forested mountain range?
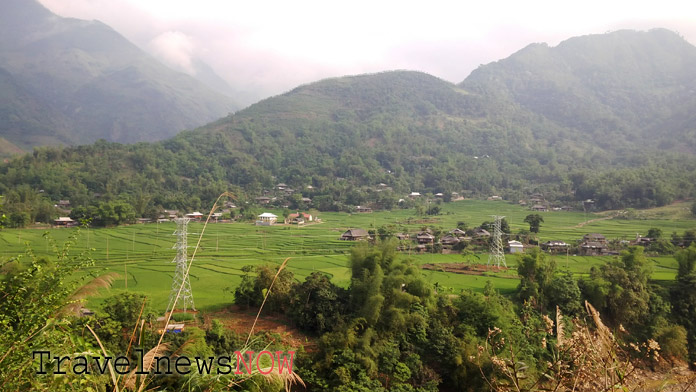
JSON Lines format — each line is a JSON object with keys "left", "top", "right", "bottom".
{"left": 0, "top": 0, "right": 238, "bottom": 152}
{"left": 2, "top": 29, "right": 696, "bottom": 221}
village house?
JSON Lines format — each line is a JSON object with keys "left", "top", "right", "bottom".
{"left": 529, "top": 193, "right": 545, "bottom": 203}
{"left": 416, "top": 231, "right": 435, "bottom": 245}
{"left": 285, "top": 212, "right": 313, "bottom": 224}
{"left": 396, "top": 233, "right": 410, "bottom": 241}
{"left": 633, "top": 235, "right": 652, "bottom": 247}
{"left": 185, "top": 212, "right": 204, "bottom": 221}
{"left": 541, "top": 241, "right": 569, "bottom": 254}
{"left": 449, "top": 228, "right": 467, "bottom": 237}
{"left": 579, "top": 233, "right": 608, "bottom": 256}
{"left": 340, "top": 228, "right": 369, "bottom": 241}
{"left": 440, "top": 235, "right": 461, "bottom": 248}
{"left": 508, "top": 240, "right": 524, "bottom": 253}
{"left": 472, "top": 228, "right": 491, "bottom": 238}
{"left": 163, "top": 209, "right": 179, "bottom": 220}
{"left": 409, "top": 192, "right": 421, "bottom": 198}
{"left": 356, "top": 205, "right": 373, "bottom": 213}
{"left": 531, "top": 205, "right": 548, "bottom": 212}
{"left": 256, "top": 212, "right": 278, "bottom": 226}
{"left": 54, "top": 216, "right": 76, "bottom": 227}
{"left": 255, "top": 196, "right": 271, "bottom": 205}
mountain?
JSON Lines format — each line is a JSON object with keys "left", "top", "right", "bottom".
{"left": 0, "top": 0, "right": 238, "bottom": 152}
{"left": 461, "top": 29, "right": 696, "bottom": 153}
{"left": 1, "top": 29, "right": 696, "bottom": 215}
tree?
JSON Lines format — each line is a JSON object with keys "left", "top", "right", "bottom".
{"left": 289, "top": 272, "right": 347, "bottom": 334}
{"left": 580, "top": 247, "right": 653, "bottom": 330}
{"left": 0, "top": 231, "right": 104, "bottom": 389}
{"left": 517, "top": 248, "right": 556, "bottom": 311}
{"left": 523, "top": 214, "right": 544, "bottom": 233}
{"left": 232, "top": 264, "right": 295, "bottom": 313}
{"left": 647, "top": 227, "right": 662, "bottom": 239}
{"left": 546, "top": 272, "right": 582, "bottom": 316}
{"left": 671, "top": 243, "right": 696, "bottom": 363}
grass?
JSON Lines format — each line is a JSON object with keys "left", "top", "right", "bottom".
{"left": 1, "top": 200, "right": 693, "bottom": 312}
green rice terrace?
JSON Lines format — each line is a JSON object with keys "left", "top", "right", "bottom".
{"left": 1, "top": 200, "right": 693, "bottom": 312}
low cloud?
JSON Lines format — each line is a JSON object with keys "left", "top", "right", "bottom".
{"left": 149, "top": 31, "right": 196, "bottom": 75}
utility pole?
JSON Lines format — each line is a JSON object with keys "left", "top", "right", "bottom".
{"left": 166, "top": 218, "right": 195, "bottom": 314}
{"left": 487, "top": 215, "right": 507, "bottom": 268}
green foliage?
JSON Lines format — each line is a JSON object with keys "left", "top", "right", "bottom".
{"left": 654, "top": 324, "right": 689, "bottom": 361}
{"left": 232, "top": 264, "right": 296, "bottom": 313}
{"left": 70, "top": 201, "right": 136, "bottom": 227}
{"left": 289, "top": 272, "right": 347, "bottom": 335}
{"left": 523, "top": 213, "right": 544, "bottom": 233}
{"left": 517, "top": 248, "right": 556, "bottom": 311}
{"left": 0, "top": 231, "right": 96, "bottom": 390}
{"left": 546, "top": 271, "right": 582, "bottom": 316}
{"left": 580, "top": 247, "right": 654, "bottom": 330}
{"left": 647, "top": 227, "right": 663, "bottom": 239}
{"left": 671, "top": 244, "right": 696, "bottom": 362}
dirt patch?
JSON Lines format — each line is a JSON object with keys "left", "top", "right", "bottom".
{"left": 421, "top": 262, "right": 515, "bottom": 278}
{"left": 203, "top": 305, "right": 315, "bottom": 350}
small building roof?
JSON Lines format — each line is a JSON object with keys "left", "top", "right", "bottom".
{"left": 582, "top": 241, "right": 606, "bottom": 248}
{"left": 258, "top": 212, "right": 278, "bottom": 218}
{"left": 342, "top": 228, "right": 369, "bottom": 237}
{"left": 543, "top": 241, "right": 569, "bottom": 246}
{"left": 55, "top": 217, "right": 74, "bottom": 222}
{"left": 441, "top": 235, "right": 461, "bottom": 243}
{"left": 473, "top": 228, "right": 491, "bottom": 236}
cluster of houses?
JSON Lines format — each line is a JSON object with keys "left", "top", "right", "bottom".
{"left": 339, "top": 226, "right": 494, "bottom": 253}
{"left": 336, "top": 228, "right": 640, "bottom": 257}
{"left": 254, "top": 212, "right": 317, "bottom": 226}
{"left": 516, "top": 193, "right": 573, "bottom": 212}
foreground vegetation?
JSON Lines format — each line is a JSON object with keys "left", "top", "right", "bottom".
{"left": 1, "top": 228, "right": 695, "bottom": 391}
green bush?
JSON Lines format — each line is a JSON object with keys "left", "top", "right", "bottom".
{"left": 654, "top": 324, "right": 688, "bottom": 361}
{"left": 171, "top": 312, "right": 195, "bottom": 322}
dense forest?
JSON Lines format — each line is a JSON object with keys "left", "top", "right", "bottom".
{"left": 2, "top": 30, "right": 696, "bottom": 226}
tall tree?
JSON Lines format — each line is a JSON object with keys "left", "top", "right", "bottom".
{"left": 671, "top": 243, "right": 696, "bottom": 363}
{"left": 517, "top": 248, "right": 556, "bottom": 311}
{"left": 580, "top": 247, "right": 653, "bottom": 330}
{"left": 524, "top": 214, "right": 544, "bottom": 233}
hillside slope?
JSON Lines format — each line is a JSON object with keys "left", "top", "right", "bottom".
{"left": 0, "top": 0, "right": 238, "bottom": 151}
{"left": 461, "top": 29, "right": 696, "bottom": 153}
{"left": 1, "top": 29, "right": 695, "bottom": 214}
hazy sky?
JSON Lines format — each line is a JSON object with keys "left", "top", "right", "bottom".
{"left": 38, "top": 0, "right": 696, "bottom": 106}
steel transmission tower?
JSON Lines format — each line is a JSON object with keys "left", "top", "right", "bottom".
{"left": 167, "top": 218, "right": 196, "bottom": 313}
{"left": 487, "top": 215, "right": 507, "bottom": 268}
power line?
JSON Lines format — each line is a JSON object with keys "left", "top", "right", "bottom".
{"left": 487, "top": 215, "right": 507, "bottom": 268}
{"left": 166, "top": 218, "right": 196, "bottom": 314}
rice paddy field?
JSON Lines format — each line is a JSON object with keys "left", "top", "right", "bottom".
{"left": 1, "top": 200, "right": 694, "bottom": 312}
